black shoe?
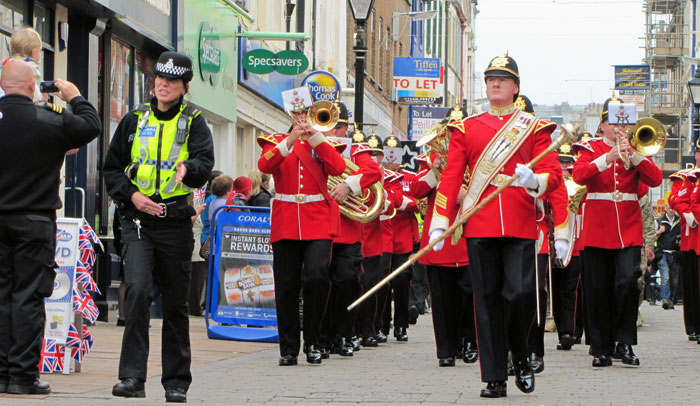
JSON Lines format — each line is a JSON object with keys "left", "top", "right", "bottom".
{"left": 528, "top": 353, "right": 544, "bottom": 374}
{"left": 351, "top": 336, "right": 361, "bottom": 352}
{"left": 513, "top": 358, "right": 535, "bottom": 393}
{"left": 361, "top": 336, "right": 378, "bottom": 347}
{"left": 688, "top": 333, "right": 698, "bottom": 341}
{"left": 319, "top": 347, "right": 330, "bottom": 359}
{"left": 375, "top": 331, "right": 388, "bottom": 343}
{"left": 112, "top": 378, "right": 145, "bottom": 398}
{"left": 165, "top": 387, "right": 187, "bottom": 403}
{"left": 117, "top": 318, "right": 126, "bottom": 326}
{"left": 662, "top": 299, "right": 670, "bottom": 309}
{"left": 394, "top": 327, "right": 408, "bottom": 342}
{"left": 408, "top": 305, "right": 419, "bottom": 325}
{"left": 439, "top": 357, "right": 456, "bottom": 367}
{"left": 592, "top": 355, "right": 612, "bottom": 367}
{"left": 338, "top": 338, "right": 354, "bottom": 357}
{"left": 574, "top": 336, "right": 582, "bottom": 345}
{"left": 279, "top": 355, "right": 298, "bottom": 366}
{"left": 463, "top": 342, "right": 478, "bottom": 364}
{"left": 7, "top": 379, "right": 50, "bottom": 395}
{"left": 615, "top": 343, "right": 640, "bottom": 366}
{"left": 306, "top": 344, "right": 323, "bottom": 364}
{"left": 558, "top": 333, "right": 574, "bottom": 350}
{"left": 480, "top": 381, "right": 507, "bottom": 398}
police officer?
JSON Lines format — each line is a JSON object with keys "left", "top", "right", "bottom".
{"left": 104, "top": 51, "right": 214, "bottom": 403}
{"left": 0, "top": 59, "right": 100, "bottom": 394}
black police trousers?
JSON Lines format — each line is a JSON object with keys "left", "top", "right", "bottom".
{"left": 467, "top": 237, "right": 536, "bottom": 382}
{"left": 271, "top": 239, "right": 331, "bottom": 357}
{"left": 118, "top": 216, "right": 193, "bottom": 391}
{"left": 0, "top": 213, "right": 56, "bottom": 386}
{"left": 583, "top": 246, "right": 641, "bottom": 357}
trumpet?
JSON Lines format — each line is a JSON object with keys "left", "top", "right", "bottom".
{"left": 287, "top": 100, "right": 341, "bottom": 135}
{"left": 615, "top": 117, "right": 666, "bottom": 170}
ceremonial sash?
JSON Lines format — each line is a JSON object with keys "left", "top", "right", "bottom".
{"left": 459, "top": 109, "right": 538, "bottom": 216}
{"left": 292, "top": 141, "right": 341, "bottom": 237}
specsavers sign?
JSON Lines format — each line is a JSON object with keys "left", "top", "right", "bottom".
{"left": 242, "top": 49, "right": 309, "bottom": 76}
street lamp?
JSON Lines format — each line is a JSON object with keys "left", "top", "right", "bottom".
{"left": 348, "top": 0, "right": 375, "bottom": 131}
{"left": 392, "top": 10, "right": 437, "bottom": 41}
{"left": 688, "top": 68, "right": 700, "bottom": 153}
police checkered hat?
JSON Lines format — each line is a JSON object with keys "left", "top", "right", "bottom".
{"left": 155, "top": 51, "right": 193, "bottom": 82}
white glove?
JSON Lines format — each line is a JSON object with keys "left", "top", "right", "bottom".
{"left": 515, "top": 163, "right": 538, "bottom": 189}
{"left": 683, "top": 212, "right": 698, "bottom": 229}
{"left": 554, "top": 239, "right": 569, "bottom": 260}
{"left": 429, "top": 229, "right": 445, "bottom": 251}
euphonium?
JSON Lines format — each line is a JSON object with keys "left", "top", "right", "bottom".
{"left": 328, "top": 159, "right": 385, "bottom": 223}
{"left": 307, "top": 100, "right": 340, "bottom": 132}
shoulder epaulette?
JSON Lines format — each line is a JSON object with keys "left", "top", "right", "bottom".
{"left": 44, "top": 102, "right": 63, "bottom": 115}
{"left": 572, "top": 140, "right": 594, "bottom": 153}
{"left": 535, "top": 119, "right": 556, "bottom": 133}
{"left": 416, "top": 153, "right": 428, "bottom": 163}
{"left": 670, "top": 170, "right": 686, "bottom": 181}
{"left": 329, "top": 140, "right": 348, "bottom": 154}
{"left": 447, "top": 118, "right": 466, "bottom": 133}
{"left": 256, "top": 133, "right": 280, "bottom": 148}
{"left": 352, "top": 143, "right": 371, "bottom": 156}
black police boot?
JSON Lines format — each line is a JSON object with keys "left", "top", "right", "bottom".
{"left": 480, "top": 381, "right": 507, "bottom": 398}
{"left": 7, "top": 379, "right": 51, "bottom": 395}
{"left": 528, "top": 352, "right": 544, "bottom": 374}
{"left": 361, "top": 336, "right": 378, "bottom": 347}
{"left": 591, "top": 355, "right": 612, "bottom": 367}
{"left": 278, "top": 355, "right": 298, "bottom": 366}
{"left": 616, "top": 343, "right": 640, "bottom": 366}
{"left": 375, "top": 331, "right": 388, "bottom": 343}
{"left": 394, "top": 327, "right": 408, "bottom": 342}
{"left": 306, "top": 344, "right": 323, "bottom": 364}
{"left": 438, "top": 357, "right": 455, "bottom": 367}
{"left": 463, "top": 342, "right": 478, "bottom": 364}
{"left": 112, "top": 378, "right": 145, "bottom": 398}
{"left": 513, "top": 358, "right": 535, "bottom": 393}
{"left": 338, "top": 338, "right": 354, "bottom": 357}
{"left": 165, "top": 387, "right": 187, "bottom": 403}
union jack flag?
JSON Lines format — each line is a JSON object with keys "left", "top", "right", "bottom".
{"left": 193, "top": 187, "right": 206, "bottom": 204}
{"left": 78, "top": 235, "right": 96, "bottom": 269}
{"left": 40, "top": 339, "right": 59, "bottom": 373}
{"left": 82, "top": 276, "right": 100, "bottom": 295}
{"left": 80, "top": 325, "right": 93, "bottom": 359}
{"left": 80, "top": 219, "right": 104, "bottom": 251}
{"left": 65, "top": 323, "right": 81, "bottom": 348}
{"left": 73, "top": 289, "right": 99, "bottom": 323}
{"left": 75, "top": 260, "right": 91, "bottom": 283}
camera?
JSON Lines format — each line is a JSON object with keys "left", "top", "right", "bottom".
{"left": 39, "top": 81, "right": 59, "bottom": 93}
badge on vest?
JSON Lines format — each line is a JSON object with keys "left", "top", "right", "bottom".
{"left": 140, "top": 126, "right": 157, "bottom": 138}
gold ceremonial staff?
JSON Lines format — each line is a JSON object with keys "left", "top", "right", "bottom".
{"left": 347, "top": 123, "right": 580, "bottom": 311}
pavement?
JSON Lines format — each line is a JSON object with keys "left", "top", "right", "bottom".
{"left": 2, "top": 303, "right": 700, "bottom": 405}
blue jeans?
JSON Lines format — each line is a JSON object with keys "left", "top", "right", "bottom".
{"left": 658, "top": 252, "right": 680, "bottom": 300}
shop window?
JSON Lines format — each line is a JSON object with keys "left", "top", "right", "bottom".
{"left": 0, "top": 0, "right": 23, "bottom": 34}
{"left": 109, "top": 38, "right": 131, "bottom": 139}
{"left": 134, "top": 50, "right": 156, "bottom": 106}
{"left": 33, "top": 3, "right": 54, "bottom": 83}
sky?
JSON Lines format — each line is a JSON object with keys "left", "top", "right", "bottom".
{"left": 474, "top": 0, "right": 647, "bottom": 106}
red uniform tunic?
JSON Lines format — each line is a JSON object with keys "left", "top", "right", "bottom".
{"left": 392, "top": 170, "right": 418, "bottom": 255}
{"left": 409, "top": 162, "right": 468, "bottom": 266}
{"left": 401, "top": 169, "right": 421, "bottom": 245}
{"left": 257, "top": 132, "right": 346, "bottom": 243}
{"left": 670, "top": 171, "right": 698, "bottom": 252}
{"left": 536, "top": 179, "right": 570, "bottom": 255}
{"left": 380, "top": 170, "right": 401, "bottom": 254}
{"left": 429, "top": 110, "right": 561, "bottom": 239}
{"left": 333, "top": 144, "right": 382, "bottom": 245}
{"left": 572, "top": 137, "right": 662, "bottom": 249}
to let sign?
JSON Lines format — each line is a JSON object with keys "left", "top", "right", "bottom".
{"left": 393, "top": 57, "right": 444, "bottom": 105}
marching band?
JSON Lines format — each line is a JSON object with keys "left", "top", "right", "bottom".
{"left": 257, "top": 53, "right": 679, "bottom": 399}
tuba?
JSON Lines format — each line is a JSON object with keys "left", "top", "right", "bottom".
{"left": 328, "top": 159, "right": 385, "bottom": 223}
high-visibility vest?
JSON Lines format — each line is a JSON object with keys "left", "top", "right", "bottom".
{"left": 128, "top": 103, "right": 199, "bottom": 199}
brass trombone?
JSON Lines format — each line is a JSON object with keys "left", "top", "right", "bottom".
{"left": 615, "top": 117, "right": 666, "bottom": 169}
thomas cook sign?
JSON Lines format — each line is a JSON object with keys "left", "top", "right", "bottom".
{"left": 199, "top": 22, "right": 221, "bottom": 86}
{"left": 242, "top": 48, "right": 309, "bottom": 76}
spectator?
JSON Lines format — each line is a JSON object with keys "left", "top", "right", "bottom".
{"left": 208, "top": 175, "right": 234, "bottom": 223}
{"left": 0, "top": 27, "right": 44, "bottom": 102}
{"left": 189, "top": 191, "right": 207, "bottom": 316}
{"left": 656, "top": 205, "right": 681, "bottom": 309}
{"left": 226, "top": 176, "right": 253, "bottom": 208}
{"left": 200, "top": 171, "right": 223, "bottom": 246}
{"left": 248, "top": 169, "right": 272, "bottom": 207}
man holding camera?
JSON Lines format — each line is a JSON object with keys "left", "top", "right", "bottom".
{"left": 656, "top": 205, "right": 681, "bottom": 309}
{"left": 0, "top": 59, "right": 100, "bottom": 394}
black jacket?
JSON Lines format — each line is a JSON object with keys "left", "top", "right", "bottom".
{"left": 248, "top": 188, "right": 272, "bottom": 208}
{"left": 103, "top": 98, "right": 215, "bottom": 210}
{"left": 657, "top": 213, "right": 681, "bottom": 251}
{"left": 0, "top": 94, "right": 100, "bottom": 215}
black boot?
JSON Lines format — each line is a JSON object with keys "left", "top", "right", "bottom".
{"left": 463, "top": 342, "right": 478, "bottom": 364}
{"left": 615, "top": 343, "right": 640, "bottom": 366}
{"left": 438, "top": 357, "right": 455, "bottom": 367}
{"left": 338, "top": 338, "right": 354, "bottom": 357}
{"left": 7, "top": 379, "right": 51, "bottom": 395}
{"left": 513, "top": 358, "right": 535, "bottom": 393}
{"left": 592, "top": 355, "right": 612, "bottom": 367}
{"left": 112, "top": 378, "right": 145, "bottom": 398}
{"left": 361, "top": 336, "right": 378, "bottom": 347}
{"left": 528, "top": 352, "right": 544, "bottom": 374}
{"left": 375, "top": 331, "right": 388, "bottom": 343}
{"left": 306, "top": 344, "right": 323, "bottom": 364}
{"left": 480, "top": 381, "right": 507, "bottom": 398}
{"left": 557, "top": 333, "right": 574, "bottom": 350}
{"left": 394, "top": 327, "right": 408, "bottom": 341}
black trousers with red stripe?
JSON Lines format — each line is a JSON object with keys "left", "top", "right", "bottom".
{"left": 427, "top": 265, "right": 469, "bottom": 359}
{"left": 681, "top": 251, "right": 700, "bottom": 336}
{"left": 467, "top": 237, "right": 536, "bottom": 382}
{"left": 358, "top": 254, "right": 381, "bottom": 338}
{"left": 552, "top": 255, "right": 581, "bottom": 340}
{"left": 528, "top": 253, "right": 549, "bottom": 357}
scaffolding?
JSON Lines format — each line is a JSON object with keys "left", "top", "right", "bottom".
{"left": 642, "top": 0, "right": 691, "bottom": 176}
